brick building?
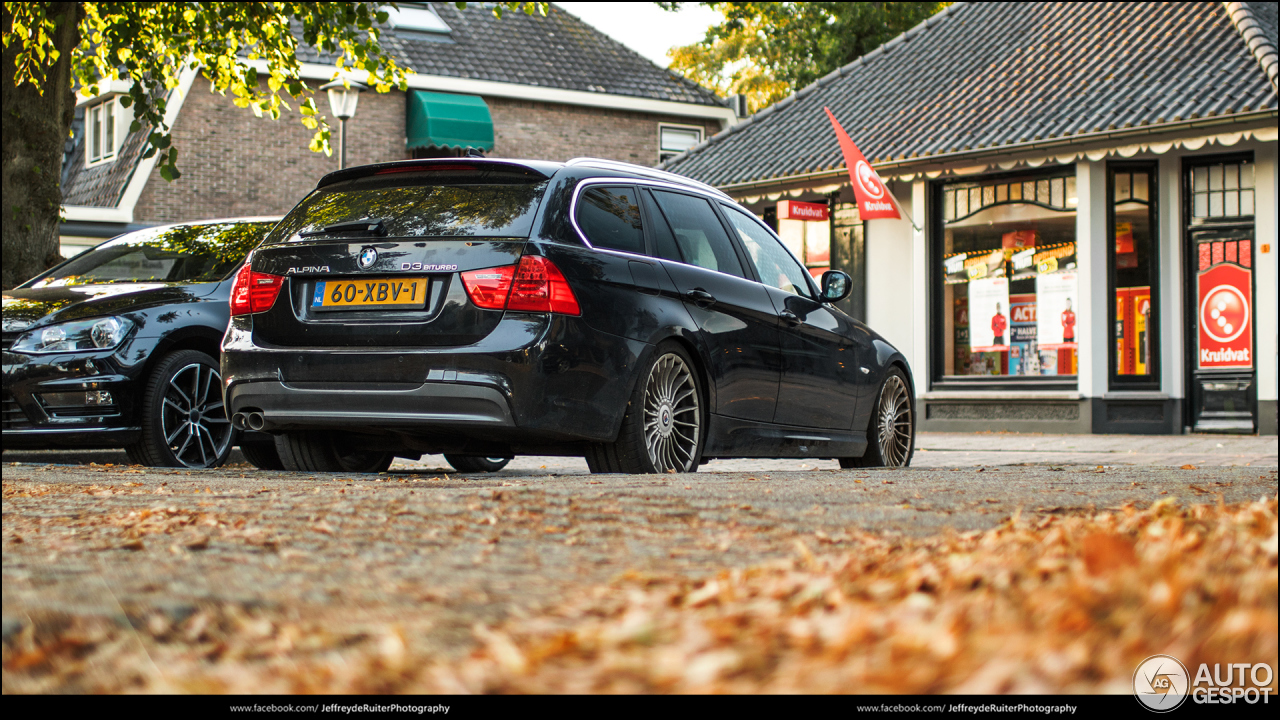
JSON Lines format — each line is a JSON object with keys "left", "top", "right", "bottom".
{"left": 60, "top": 2, "right": 736, "bottom": 253}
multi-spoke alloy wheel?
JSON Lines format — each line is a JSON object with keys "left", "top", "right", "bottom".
{"left": 876, "top": 373, "right": 912, "bottom": 467}
{"left": 642, "top": 353, "right": 701, "bottom": 473}
{"left": 585, "top": 344, "right": 704, "bottom": 475}
{"left": 160, "top": 362, "right": 233, "bottom": 468}
{"left": 839, "top": 367, "right": 914, "bottom": 469}
{"left": 127, "top": 350, "right": 235, "bottom": 468}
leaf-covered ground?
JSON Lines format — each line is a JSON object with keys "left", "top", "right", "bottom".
{"left": 4, "top": 497, "right": 1275, "bottom": 693}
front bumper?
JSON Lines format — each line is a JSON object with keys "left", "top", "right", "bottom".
{"left": 2, "top": 348, "right": 143, "bottom": 448}
{"left": 222, "top": 313, "right": 648, "bottom": 446}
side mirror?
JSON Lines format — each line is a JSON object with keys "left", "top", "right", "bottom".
{"left": 820, "top": 270, "right": 852, "bottom": 303}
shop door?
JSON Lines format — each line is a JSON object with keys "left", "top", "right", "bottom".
{"left": 1186, "top": 227, "right": 1256, "bottom": 432}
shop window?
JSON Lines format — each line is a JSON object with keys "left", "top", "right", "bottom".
{"left": 659, "top": 125, "right": 702, "bottom": 163}
{"left": 935, "top": 168, "right": 1078, "bottom": 381}
{"left": 1190, "top": 160, "right": 1254, "bottom": 219}
{"left": 1109, "top": 163, "right": 1159, "bottom": 388}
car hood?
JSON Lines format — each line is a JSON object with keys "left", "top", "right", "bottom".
{"left": 2, "top": 283, "right": 220, "bottom": 333}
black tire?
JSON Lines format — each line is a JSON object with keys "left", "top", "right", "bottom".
{"left": 240, "top": 439, "right": 285, "bottom": 471}
{"left": 444, "top": 455, "right": 511, "bottom": 473}
{"left": 586, "top": 342, "right": 704, "bottom": 474}
{"left": 840, "top": 367, "right": 914, "bottom": 469}
{"left": 274, "top": 431, "right": 394, "bottom": 473}
{"left": 125, "top": 350, "right": 235, "bottom": 468}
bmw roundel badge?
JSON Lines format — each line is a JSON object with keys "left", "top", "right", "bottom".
{"left": 357, "top": 246, "right": 378, "bottom": 269}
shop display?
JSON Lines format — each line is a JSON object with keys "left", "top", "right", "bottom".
{"left": 1116, "top": 286, "right": 1152, "bottom": 375}
{"left": 938, "top": 170, "right": 1078, "bottom": 379}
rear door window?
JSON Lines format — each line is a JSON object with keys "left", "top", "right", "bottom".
{"left": 576, "top": 186, "right": 645, "bottom": 254}
{"left": 649, "top": 190, "right": 746, "bottom": 279}
{"left": 723, "top": 206, "right": 815, "bottom": 298}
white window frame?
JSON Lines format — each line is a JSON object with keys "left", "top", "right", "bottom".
{"left": 85, "top": 95, "right": 125, "bottom": 167}
{"left": 658, "top": 123, "right": 704, "bottom": 163}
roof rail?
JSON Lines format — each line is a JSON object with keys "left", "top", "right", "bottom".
{"left": 565, "top": 158, "right": 730, "bottom": 199}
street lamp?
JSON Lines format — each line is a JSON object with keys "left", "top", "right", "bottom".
{"left": 321, "top": 79, "right": 367, "bottom": 169}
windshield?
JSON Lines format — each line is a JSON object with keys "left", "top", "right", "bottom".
{"left": 30, "top": 222, "right": 274, "bottom": 287}
{"left": 266, "top": 171, "right": 549, "bottom": 243}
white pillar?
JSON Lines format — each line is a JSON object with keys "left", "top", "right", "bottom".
{"left": 1158, "top": 153, "right": 1184, "bottom": 400}
{"left": 911, "top": 179, "right": 929, "bottom": 386}
{"left": 1254, "top": 142, "right": 1278, "bottom": 417}
{"left": 1075, "top": 160, "right": 1109, "bottom": 403}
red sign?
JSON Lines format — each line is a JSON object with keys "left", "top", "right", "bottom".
{"left": 1197, "top": 263, "right": 1252, "bottom": 369}
{"left": 823, "top": 107, "right": 900, "bottom": 220}
{"left": 776, "top": 200, "right": 829, "bottom": 221}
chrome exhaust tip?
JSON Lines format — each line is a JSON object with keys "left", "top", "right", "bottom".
{"left": 246, "top": 412, "right": 266, "bottom": 431}
{"left": 231, "top": 412, "right": 248, "bottom": 430}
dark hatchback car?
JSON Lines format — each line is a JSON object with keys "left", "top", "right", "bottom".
{"left": 222, "top": 158, "right": 915, "bottom": 474}
{"left": 2, "top": 219, "right": 283, "bottom": 469}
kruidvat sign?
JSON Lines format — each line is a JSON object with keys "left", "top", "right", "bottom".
{"left": 1197, "top": 262, "right": 1253, "bottom": 369}
{"left": 776, "top": 200, "right": 829, "bottom": 222}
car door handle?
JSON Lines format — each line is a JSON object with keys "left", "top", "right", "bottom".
{"left": 780, "top": 310, "right": 802, "bottom": 327}
{"left": 685, "top": 288, "right": 717, "bottom": 307}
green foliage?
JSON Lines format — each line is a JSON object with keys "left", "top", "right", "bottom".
{"left": 664, "top": 2, "right": 948, "bottom": 112}
{"left": 3, "top": 2, "right": 547, "bottom": 180}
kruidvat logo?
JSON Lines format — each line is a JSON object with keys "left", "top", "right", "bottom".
{"left": 1200, "top": 284, "right": 1249, "bottom": 343}
{"left": 1134, "top": 655, "right": 1190, "bottom": 712}
{"left": 854, "top": 160, "right": 885, "bottom": 199}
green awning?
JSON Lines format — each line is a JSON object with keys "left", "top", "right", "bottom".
{"left": 406, "top": 90, "right": 494, "bottom": 151}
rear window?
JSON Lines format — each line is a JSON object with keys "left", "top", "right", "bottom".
{"left": 29, "top": 222, "right": 273, "bottom": 287}
{"left": 267, "top": 171, "right": 549, "bottom": 243}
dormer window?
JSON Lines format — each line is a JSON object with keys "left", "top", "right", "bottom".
{"left": 383, "top": 4, "right": 453, "bottom": 41}
{"left": 85, "top": 95, "right": 125, "bottom": 167}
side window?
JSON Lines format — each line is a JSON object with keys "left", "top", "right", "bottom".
{"left": 576, "top": 186, "right": 644, "bottom": 254}
{"left": 650, "top": 190, "right": 746, "bottom": 279}
{"left": 723, "top": 206, "right": 815, "bottom": 298}
{"left": 640, "top": 189, "right": 684, "bottom": 263}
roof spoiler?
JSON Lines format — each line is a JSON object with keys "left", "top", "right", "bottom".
{"left": 316, "top": 158, "right": 561, "bottom": 189}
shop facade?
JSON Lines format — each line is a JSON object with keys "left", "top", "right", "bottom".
{"left": 665, "top": 2, "right": 1278, "bottom": 434}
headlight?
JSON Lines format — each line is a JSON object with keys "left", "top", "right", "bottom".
{"left": 11, "top": 316, "right": 134, "bottom": 353}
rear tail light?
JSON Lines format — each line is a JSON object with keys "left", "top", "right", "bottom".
{"left": 230, "top": 260, "right": 285, "bottom": 316}
{"left": 460, "top": 255, "right": 580, "bottom": 316}
{"left": 460, "top": 266, "right": 516, "bottom": 310}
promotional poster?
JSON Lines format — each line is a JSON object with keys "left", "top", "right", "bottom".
{"left": 968, "top": 276, "right": 1011, "bottom": 352}
{"left": 1008, "top": 294, "right": 1039, "bottom": 375}
{"left": 1036, "top": 272, "right": 1078, "bottom": 349}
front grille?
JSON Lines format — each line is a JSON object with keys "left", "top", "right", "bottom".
{"left": 2, "top": 331, "right": 18, "bottom": 350}
{"left": 2, "top": 392, "right": 31, "bottom": 429}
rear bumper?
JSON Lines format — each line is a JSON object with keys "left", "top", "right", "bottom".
{"left": 227, "top": 378, "right": 514, "bottom": 431}
{"left": 221, "top": 313, "right": 648, "bottom": 445}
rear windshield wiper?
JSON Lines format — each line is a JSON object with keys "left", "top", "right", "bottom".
{"left": 299, "top": 218, "right": 388, "bottom": 238}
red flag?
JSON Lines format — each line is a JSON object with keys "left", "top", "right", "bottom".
{"left": 824, "top": 107, "right": 900, "bottom": 220}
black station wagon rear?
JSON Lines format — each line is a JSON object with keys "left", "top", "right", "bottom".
{"left": 221, "top": 158, "right": 915, "bottom": 473}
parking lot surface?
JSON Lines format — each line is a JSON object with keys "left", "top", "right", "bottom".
{"left": 2, "top": 432, "right": 1275, "bottom": 691}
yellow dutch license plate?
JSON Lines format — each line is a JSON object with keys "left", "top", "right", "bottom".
{"left": 312, "top": 278, "right": 429, "bottom": 311}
